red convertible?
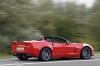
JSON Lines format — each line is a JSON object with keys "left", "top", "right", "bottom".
{"left": 11, "top": 36, "right": 94, "bottom": 61}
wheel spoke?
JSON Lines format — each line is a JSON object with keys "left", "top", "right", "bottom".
{"left": 42, "top": 49, "right": 50, "bottom": 60}
{"left": 83, "top": 47, "right": 91, "bottom": 58}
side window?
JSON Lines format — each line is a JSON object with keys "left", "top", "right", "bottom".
{"left": 52, "top": 37, "right": 66, "bottom": 43}
{"left": 44, "top": 37, "right": 52, "bottom": 42}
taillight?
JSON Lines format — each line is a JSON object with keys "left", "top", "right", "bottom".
{"left": 12, "top": 42, "right": 16, "bottom": 46}
{"left": 12, "top": 42, "right": 15, "bottom": 45}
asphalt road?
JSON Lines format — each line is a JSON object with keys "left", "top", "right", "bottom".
{"left": 0, "top": 54, "right": 100, "bottom": 66}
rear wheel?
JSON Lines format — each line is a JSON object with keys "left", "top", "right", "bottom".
{"left": 17, "top": 55, "right": 28, "bottom": 60}
{"left": 80, "top": 47, "right": 91, "bottom": 59}
{"left": 38, "top": 48, "right": 51, "bottom": 61}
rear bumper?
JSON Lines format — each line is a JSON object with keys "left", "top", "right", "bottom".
{"left": 12, "top": 53, "right": 33, "bottom": 57}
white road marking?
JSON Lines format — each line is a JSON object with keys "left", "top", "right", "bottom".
{"left": 1, "top": 59, "right": 100, "bottom": 66}
{"left": 0, "top": 54, "right": 100, "bottom": 66}
{"left": 0, "top": 58, "right": 16, "bottom": 60}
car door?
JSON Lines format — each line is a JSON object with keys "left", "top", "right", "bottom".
{"left": 52, "top": 37, "right": 68, "bottom": 57}
{"left": 52, "top": 37, "right": 75, "bottom": 57}
{"left": 63, "top": 43, "right": 76, "bottom": 57}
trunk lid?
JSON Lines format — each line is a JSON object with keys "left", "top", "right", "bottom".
{"left": 11, "top": 41, "right": 33, "bottom": 54}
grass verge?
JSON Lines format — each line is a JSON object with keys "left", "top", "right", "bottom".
{"left": 95, "top": 52, "right": 100, "bottom": 54}
{"left": 0, "top": 53, "right": 15, "bottom": 59}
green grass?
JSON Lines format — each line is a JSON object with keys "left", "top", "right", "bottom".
{"left": 95, "top": 52, "right": 100, "bottom": 54}
{"left": 0, "top": 53, "right": 15, "bottom": 59}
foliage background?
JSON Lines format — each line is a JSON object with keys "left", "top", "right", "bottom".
{"left": 0, "top": 0, "right": 100, "bottom": 54}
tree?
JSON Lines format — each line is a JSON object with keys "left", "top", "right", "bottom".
{"left": 32, "top": 0, "right": 56, "bottom": 36}
{"left": 0, "top": 0, "right": 42, "bottom": 53}
{"left": 89, "top": 0, "right": 100, "bottom": 51}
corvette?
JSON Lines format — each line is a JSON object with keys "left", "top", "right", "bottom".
{"left": 11, "top": 36, "right": 94, "bottom": 61}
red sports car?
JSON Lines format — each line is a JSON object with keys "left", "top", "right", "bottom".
{"left": 11, "top": 36, "right": 94, "bottom": 61}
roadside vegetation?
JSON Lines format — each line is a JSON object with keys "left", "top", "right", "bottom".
{"left": 0, "top": 0, "right": 100, "bottom": 55}
{"left": 0, "top": 53, "right": 15, "bottom": 59}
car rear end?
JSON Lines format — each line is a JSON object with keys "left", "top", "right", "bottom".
{"left": 11, "top": 41, "right": 34, "bottom": 58}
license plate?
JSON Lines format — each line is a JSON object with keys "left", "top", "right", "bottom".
{"left": 17, "top": 47, "right": 24, "bottom": 51}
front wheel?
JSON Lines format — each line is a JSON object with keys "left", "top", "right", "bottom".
{"left": 80, "top": 47, "right": 91, "bottom": 59}
{"left": 38, "top": 48, "right": 51, "bottom": 61}
{"left": 17, "top": 55, "right": 28, "bottom": 60}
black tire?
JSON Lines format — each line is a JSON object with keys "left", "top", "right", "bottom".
{"left": 38, "top": 48, "right": 51, "bottom": 61}
{"left": 80, "top": 47, "right": 91, "bottom": 59}
{"left": 17, "top": 55, "right": 28, "bottom": 60}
